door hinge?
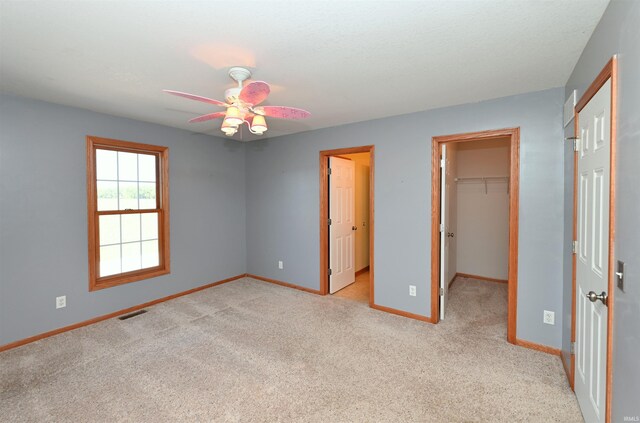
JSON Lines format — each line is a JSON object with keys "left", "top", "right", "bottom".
{"left": 328, "top": 168, "right": 332, "bottom": 175}
{"left": 565, "top": 136, "right": 579, "bottom": 152}
{"left": 440, "top": 158, "right": 445, "bottom": 168}
{"left": 440, "top": 288, "right": 444, "bottom": 296}
{"left": 440, "top": 223, "right": 444, "bottom": 232}
{"left": 570, "top": 342, "right": 575, "bottom": 355}
{"left": 328, "top": 218, "right": 332, "bottom": 226}
{"left": 572, "top": 240, "right": 577, "bottom": 254}
{"left": 328, "top": 268, "right": 332, "bottom": 276}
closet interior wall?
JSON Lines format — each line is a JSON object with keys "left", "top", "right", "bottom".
{"left": 454, "top": 138, "right": 511, "bottom": 281}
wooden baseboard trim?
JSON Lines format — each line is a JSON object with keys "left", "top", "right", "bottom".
{"left": 561, "top": 352, "right": 574, "bottom": 390}
{"left": 456, "top": 272, "right": 508, "bottom": 284}
{"left": 448, "top": 273, "right": 457, "bottom": 289}
{"left": 515, "top": 338, "right": 561, "bottom": 356}
{"left": 355, "top": 265, "right": 370, "bottom": 277}
{"left": 0, "top": 274, "right": 247, "bottom": 353}
{"left": 246, "top": 274, "right": 322, "bottom": 295}
{"left": 247, "top": 273, "right": 435, "bottom": 325}
{"left": 370, "top": 303, "right": 434, "bottom": 323}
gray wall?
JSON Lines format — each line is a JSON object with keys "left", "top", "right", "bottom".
{"left": 246, "top": 87, "right": 565, "bottom": 348}
{"left": 0, "top": 94, "right": 246, "bottom": 346}
{"left": 563, "top": 0, "right": 640, "bottom": 420}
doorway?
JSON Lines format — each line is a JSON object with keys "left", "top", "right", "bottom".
{"left": 431, "top": 128, "right": 520, "bottom": 344}
{"left": 439, "top": 138, "right": 512, "bottom": 324}
{"left": 319, "top": 146, "right": 374, "bottom": 306}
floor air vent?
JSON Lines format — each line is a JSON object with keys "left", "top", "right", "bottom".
{"left": 118, "top": 310, "right": 147, "bottom": 320}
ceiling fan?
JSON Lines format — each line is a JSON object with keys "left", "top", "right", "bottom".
{"left": 164, "top": 67, "right": 310, "bottom": 137}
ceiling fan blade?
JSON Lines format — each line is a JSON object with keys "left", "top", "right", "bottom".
{"left": 255, "top": 106, "right": 311, "bottom": 120}
{"left": 188, "top": 111, "right": 226, "bottom": 123}
{"left": 163, "top": 89, "right": 227, "bottom": 107}
{"left": 239, "top": 81, "right": 270, "bottom": 106}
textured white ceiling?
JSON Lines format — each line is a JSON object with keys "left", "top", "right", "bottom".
{"left": 0, "top": 0, "right": 609, "bottom": 140}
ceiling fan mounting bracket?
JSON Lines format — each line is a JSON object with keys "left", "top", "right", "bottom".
{"left": 228, "top": 67, "right": 252, "bottom": 86}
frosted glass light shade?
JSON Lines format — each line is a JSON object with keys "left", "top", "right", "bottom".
{"left": 251, "top": 115, "right": 267, "bottom": 134}
{"left": 223, "top": 106, "right": 243, "bottom": 126}
{"left": 221, "top": 120, "right": 238, "bottom": 136}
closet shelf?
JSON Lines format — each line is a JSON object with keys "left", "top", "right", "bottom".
{"left": 454, "top": 176, "right": 509, "bottom": 182}
{"left": 454, "top": 176, "right": 510, "bottom": 194}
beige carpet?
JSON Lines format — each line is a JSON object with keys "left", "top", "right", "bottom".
{"left": 1, "top": 276, "right": 582, "bottom": 422}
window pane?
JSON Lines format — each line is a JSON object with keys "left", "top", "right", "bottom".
{"left": 118, "top": 152, "right": 138, "bottom": 181}
{"left": 121, "top": 214, "right": 141, "bottom": 243}
{"left": 100, "top": 245, "right": 121, "bottom": 277}
{"left": 97, "top": 181, "right": 118, "bottom": 211}
{"left": 141, "top": 213, "right": 158, "bottom": 240}
{"left": 122, "top": 242, "right": 142, "bottom": 272}
{"left": 89, "top": 137, "right": 168, "bottom": 289}
{"left": 119, "top": 182, "right": 139, "bottom": 210}
{"left": 99, "top": 215, "right": 120, "bottom": 246}
{"left": 138, "top": 154, "right": 156, "bottom": 182}
{"left": 96, "top": 149, "right": 117, "bottom": 180}
{"left": 139, "top": 183, "right": 157, "bottom": 209}
{"left": 142, "top": 240, "right": 159, "bottom": 268}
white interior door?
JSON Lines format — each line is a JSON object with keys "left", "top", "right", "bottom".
{"left": 329, "top": 156, "right": 356, "bottom": 293}
{"left": 575, "top": 79, "right": 611, "bottom": 423}
{"left": 439, "top": 145, "right": 450, "bottom": 319}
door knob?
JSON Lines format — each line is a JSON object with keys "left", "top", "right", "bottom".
{"left": 586, "top": 291, "right": 608, "bottom": 306}
{"left": 352, "top": 226, "right": 357, "bottom": 231}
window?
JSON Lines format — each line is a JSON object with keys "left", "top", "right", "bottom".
{"left": 87, "top": 136, "right": 170, "bottom": 291}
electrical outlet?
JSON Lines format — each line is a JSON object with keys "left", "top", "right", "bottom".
{"left": 56, "top": 296, "right": 66, "bottom": 309}
{"left": 409, "top": 285, "right": 416, "bottom": 297}
{"left": 278, "top": 261, "right": 283, "bottom": 270}
{"left": 543, "top": 310, "right": 555, "bottom": 325}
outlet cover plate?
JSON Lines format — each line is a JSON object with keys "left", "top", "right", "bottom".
{"left": 56, "top": 296, "right": 66, "bottom": 309}
{"left": 278, "top": 261, "right": 283, "bottom": 270}
{"left": 409, "top": 285, "right": 416, "bottom": 297}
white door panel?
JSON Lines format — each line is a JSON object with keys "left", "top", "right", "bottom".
{"left": 329, "top": 157, "right": 356, "bottom": 293}
{"left": 575, "top": 79, "right": 611, "bottom": 423}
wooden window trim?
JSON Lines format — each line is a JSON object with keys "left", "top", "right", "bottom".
{"left": 86, "top": 136, "right": 170, "bottom": 291}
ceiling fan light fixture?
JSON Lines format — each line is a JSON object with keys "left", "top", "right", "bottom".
{"left": 222, "top": 127, "right": 237, "bottom": 136}
{"left": 224, "top": 106, "right": 243, "bottom": 126}
{"left": 164, "top": 66, "right": 310, "bottom": 141}
{"left": 221, "top": 120, "right": 238, "bottom": 136}
{"left": 250, "top": 115, "right": 268, "bottom": 134}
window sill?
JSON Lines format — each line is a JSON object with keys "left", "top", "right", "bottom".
{"left": 90, "top": 266, "right": 170, "bottom": 291}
